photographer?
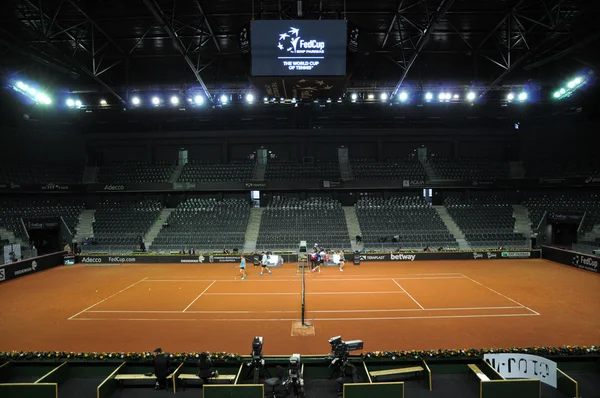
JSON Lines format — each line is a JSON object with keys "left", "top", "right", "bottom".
{"left": 152, "top": 348, "right": 172, "bottom": 390}
{"left": 336, "top": 362, "right": 359, "bottom": 396}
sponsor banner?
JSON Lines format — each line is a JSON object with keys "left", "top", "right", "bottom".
{"left": 245, "top": 182, "right": 268, "bottom": 189}
{"left": 0, "top": 251, "right": 66, "bottom": 283}
{"left": 350, "top": 250, "right": 540, "bottom": 262}
{"left": 87, "top": 183, "right": 174, "bottom": 192}
{"left": 484, "top": 353, "right": 557, "bottom": 388}
{"left": 76, "top": 254, "right": 299, "bottom": 264}
{"left": 547, "top": 212, "right": 584, "bottom": 222}
{"left": 542, "top": 246, "right": 599, "bottom": 274}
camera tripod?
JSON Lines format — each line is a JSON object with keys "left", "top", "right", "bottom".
{"left": 244, "top": 358, "right": 271, "bottom": 384}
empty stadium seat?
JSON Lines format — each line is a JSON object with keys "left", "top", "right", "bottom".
{"left": 151, "top": 198, "right": 250, "bottom": 252}
{"left": 0, "top": 163, "right": 84, "bottom": 184}
{"left": 265, "top": 161, "right": 341, "bottom": 181}
{"left": 178, "top": 161, "right": 254, "bottom": 182}
{"left": 445, "top": 194, "right": 527, "bottom": 249}
{"left": 350, "top": 158, "right": 426, "bottom": 180}
{"left": 429, "top": 158, "right": 511, "bottom": 180}
{"left": 356, "top": 196, "right": 457, "bottom": 250}
{"left": 257, "top": 197, "right": 351, "bottom": 250}
{"left": 97, "top": 161, "right": 175, "bottom": 183}
{"left": 85, "top": 199, "right": 162, "bottom": 252}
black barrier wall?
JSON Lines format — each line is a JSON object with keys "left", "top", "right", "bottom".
{"left": 0, "top": 251, "right": 66, "bottom": 283}
{"left": 542, "top": 246, "right": 599, "bottom": 274}
{"left": 350, "top": 250, "right": 540, "bottom": 261}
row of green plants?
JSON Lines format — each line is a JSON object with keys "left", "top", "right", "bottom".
{"left": 1, "top": 346, "right": 596, "bottom": 362}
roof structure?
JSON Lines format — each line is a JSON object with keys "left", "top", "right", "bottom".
{"left": 1, "top": 0, "right": 598, "bottom": 103}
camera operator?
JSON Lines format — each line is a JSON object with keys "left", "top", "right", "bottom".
{"left": 336, "top": 362, "right": 359, "bottom": 396}
{"left": 152, "top": 348, "right": 172, "bottom": 390}
{"left": 197, "top": 352, "right": 219, "bottom": 383}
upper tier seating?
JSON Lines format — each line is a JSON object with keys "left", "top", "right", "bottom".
{"left": 97, "top": 161, "right": 175, "bottom": 183}
{"left": 356, "top": 196, "right": 457, "bottom": 250}
{"left": 445, "top": 194, "right": 527, "bottom": 249}
{"left": 257, "top": 197, "right": 351, "bottom": 250}
{"left": 178, "top": 161, "right": 254, "bottom": 182}
{"left": 351, "top": 158, "right": 426, "bottom": 180}
{"left": 265, "top": 161, "right": 340, "bottom": 181}
{"left": 525, "top": 159, "right": 600, "bottom": 178}
{"left": 429, "top": 158, "right": 511, "bottom": 180}
{"left": 522, "top": 191, "right": 600, "bottom": 236}
{"left": 151, "top": 198, "right": 250, "bottom": 252}
{"left": 85, "top": 199, "right": 162, "bottom": 252}
{"left": 0, "top": 200, "right": 84, "bottom": 242}
{"left": 0, "top": 163, "right": 83, "bottom": 184}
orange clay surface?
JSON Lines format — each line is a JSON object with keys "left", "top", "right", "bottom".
{"left": 0, "top": 259, "right": 599, "bottom": 355}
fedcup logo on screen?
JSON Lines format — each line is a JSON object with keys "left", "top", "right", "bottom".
{"left": 277, "top": 27, "right": 325, "bottom": 71}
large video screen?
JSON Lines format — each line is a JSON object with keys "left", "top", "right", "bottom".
{"left": 251, "top": 20, "right": 347, "bottom": 76}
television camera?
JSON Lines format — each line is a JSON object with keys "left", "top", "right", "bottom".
{"left": 328, "top": 336, "right": 363, "bottom": 366}
{"left": 282, "top": 354, "right": 304, "bottom": 397}
{"left": 247, "top": 336, "right": 269, "bottom": 383}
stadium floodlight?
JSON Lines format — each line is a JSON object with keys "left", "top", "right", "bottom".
{"left": 452, "top": 94, "right": 459, "bottom": 100}
{"left": 28, "top": 88, "right": 37, "bottom": 96}
{"left": 438, "top": 92, "right": 445, "bottom": 101}
{"left": 35, "top": 93, "right": 52, "bottom": 105}
{"left": 220, "top": 94, "right": 229, "bottom": 104}
{"left": 367, "top": 93, "right": 375, "bottom": 100}
{"left": 567, "top": 80, "right": 576, "bottom": 89}
{"left": 246, "top": 93, "right": 255, "bottom": 103}
{"left": 132, "top": 96, "right": 141, "bottom": 106}
{"left": 380, "top": 93, "right": 388, "bottom": 101}
{"left": 559, "top": 88, "right": 566, "bottom": 95}
{"left": 351, "top": 93, "right": 358, "bottom": 101}
{"left": 291, "top": 98, "right": 297, "bottom": 104}
{"left": 425, "top": 92, "right": 433, "bottom": 101}
{"left": 573, "top": 77, "right": 582, "bottom": 85}
{"left": 553, "top": 91, "right": 561, "bottom": 98}
{"left": 194, "top": 95, "right": 204, "bottom": 105}
{"left": 170, "top": 96, "right": 179, "bottom": 105}
{"left": 75, "top": 100, "right": 82, "bottom": 108}
{"left": 518, "top": 92, "right": 528, "bottom": 102}
{"left": 263, "top": 97, "right": 269, "bottom": 103}
{"left": 100, "top": 99, "right": 107, "bottom": 106}
{"left": 66, "top": 98, "right": 75, "bottom": 107}
{"left": 445, "top": 93, "right": 452, "bottom": 100}
{"left": 507, "top": 93, "right": 515, "bottom": 101}
{"left": 399, "top": 91, "right": 408, "bottom": 102}
{"left": 17, "top": 81, "right": 26, "bottom": 90}
{"left": 467, "top": 92, "right": 476, "bottom": 101}
{"left": 151, "top": 96, "right": 160, "bottom": 106}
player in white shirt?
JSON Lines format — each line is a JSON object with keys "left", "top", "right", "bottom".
{"left": 260, "top": 252, "right": 272, "bottom": 276}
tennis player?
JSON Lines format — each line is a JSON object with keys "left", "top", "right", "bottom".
{"left": 312, "top": 249, "right": 322, "bottom": 273}
{"left": 338, "top": 250, "right": 345, "bottom": 272}
{"left": 239, "top": 256, "right": 247, "bottom": 280}
{"left": 260, "top": 252, "right": 272, "bottom": 276}
{"left": 309, "top": 250, "right": 318, "bottom": 271}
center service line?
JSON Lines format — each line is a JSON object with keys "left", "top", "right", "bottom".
{"left": 392, "top": 279, "right": 425, "bottom": 310}
{"left": 183, "top": 280, "right": 216, "bottom": 312}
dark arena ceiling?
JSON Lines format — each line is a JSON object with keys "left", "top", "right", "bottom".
{"left": 0, "top": 0, "right": 599, "bottom": 109}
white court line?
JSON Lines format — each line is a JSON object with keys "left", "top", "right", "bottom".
{"left": 392, "top": 279, "right": 425, "bottom": 310}
{"left": 86, "top": 306, "right": 526, "bottom": 314}
{"left": 67, "top": 277, "right": 148, "bottom": 320}
{"left": 182, "top": 280, "right": 216, "bottom": 312}
{"left": 203, "top": 291, "right": 405, "bottom": 296}
{"left": 69, "top": 312, "right": 540, "bottom": 322}
{"left": 459, "top": 274, "right": 539, "bottom": 315}
{"left": 144, "top": 276, "right": 466, "bottom": 282}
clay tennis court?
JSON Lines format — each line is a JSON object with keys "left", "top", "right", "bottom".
{"left": 1, "top": 259, "right": 599, "bottom": 355}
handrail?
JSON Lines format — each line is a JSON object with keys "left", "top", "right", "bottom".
{"left": 577, "top": 211, "right": 586, "bottom": 234}
{"left": 535, "top": 210, "right": 547, "bottom": 232}
{"left": 20, "top": 218, "right": 30, "bottom": 242}
{"left": 61, "top": 216, "right": 73, "bottom": 239}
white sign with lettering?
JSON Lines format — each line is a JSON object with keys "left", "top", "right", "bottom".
{"left": 484, "top": 353, "right": 557, "bottom": 387}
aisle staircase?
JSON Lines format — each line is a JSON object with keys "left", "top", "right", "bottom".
{"left": 74, "top": 210, "right": 96, "bottom": 242}
{"left": 512, "top": 205, "right": 533, "bottom": 237}
{"left": 509, "top": 161, "right": 526, "bottom": 179}
{"left": 169, "top": 164, "right": 185, "bottom": 183}
{"left": 82, "top": 166, "right": 98, "bottom": 183}
{"left": 339, "top": 160, "right": 353, "bottom": 181}
{"left": 343, "top": 206, "right": 362, "bottom": 252}
{"left": 433, "top": 206, "right": 470, "bottom": 250}
{"left": 243, "top": 208, "right": 264, "bottom": 253}
{"left": 0, "top": 227, "right": 24, "bottom": 247}
{"left": 252, "top": 164, "right": 266, "bottom": 181}
{"left": 420, "top": 160, "right": 438, "bottom": 180}
{"left": 145, "top": 209, "right": 175, "bottom": 249}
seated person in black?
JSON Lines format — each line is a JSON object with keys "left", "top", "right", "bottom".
{"left": 153, "top": 348, "right": 172, "bottom": 390}
{"left": 336, "top": 362, "right": 359, "bottom": 394}
{"left": 197, "top": 352, "right": 218, "bottom": 382}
